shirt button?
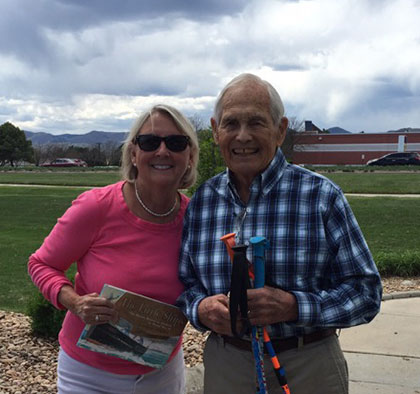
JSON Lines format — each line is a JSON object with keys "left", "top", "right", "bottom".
{"left": 246, "top": 208, "right": 251, "bottom": 213}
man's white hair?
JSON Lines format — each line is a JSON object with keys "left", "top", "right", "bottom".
{"left": 213, "top": 73, "right": 285, "bottom": 126}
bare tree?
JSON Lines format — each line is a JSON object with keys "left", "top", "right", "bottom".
{"left": 281, "top": 116, "right": 305, "bottom": 163}
{"left": 102, "top": 141, "right": 122, "bottom": 166}
{"left": 188, "top": 114, "right": 208, "bottom": 132}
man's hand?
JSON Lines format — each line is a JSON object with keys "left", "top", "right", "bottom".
{"left": 247, "top": 286, "right": 298, "bottom": 326}
{"left": 197, "top": 294, "right": 232, "bottom": 335}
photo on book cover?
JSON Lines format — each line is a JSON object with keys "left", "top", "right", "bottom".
{"left": 77, "top": 284, "right": 187, "bottom": 369}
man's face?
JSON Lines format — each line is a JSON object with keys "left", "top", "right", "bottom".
{"left": 212, "top": 81, "right": 287, "bottom": 185}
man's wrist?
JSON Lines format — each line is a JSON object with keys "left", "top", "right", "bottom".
{"left": 194, "top": 297, "right": 211, "bottom": 331}
{"left": 284, "top": 290, "right": 298, "bottom": 321}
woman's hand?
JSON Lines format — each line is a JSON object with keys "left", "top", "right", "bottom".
{"left": 58, "top": 285, "right": 118, "bottom": 325}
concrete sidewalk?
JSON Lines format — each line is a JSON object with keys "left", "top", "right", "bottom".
{"left": 185, "top": 295, "right": 420, "bottom": 394}
{"left": 340, "top": 296, "right": 420, "bottom": 394}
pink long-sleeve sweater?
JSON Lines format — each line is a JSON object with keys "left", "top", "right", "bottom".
{"left": 28, "top": 181, "right": 188, "bottom": 375}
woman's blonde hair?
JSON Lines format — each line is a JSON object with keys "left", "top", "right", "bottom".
{"left": 121, "top": 104, "right": 199, "bottom": 189}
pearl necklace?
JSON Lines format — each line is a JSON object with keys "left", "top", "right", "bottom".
{"left": 134, "top": 182, "right": 177, "bottom": 217}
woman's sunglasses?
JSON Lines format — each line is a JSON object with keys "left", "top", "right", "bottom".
{"left": 134, "top": 134, "right": 190, "bottom": 152}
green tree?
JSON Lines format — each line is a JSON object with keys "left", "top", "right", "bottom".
{"left": 0, "top": 122, "right": 34, "bottom": 166}
{"left": 191, "top": 127, "right": 225, "bottom": 192}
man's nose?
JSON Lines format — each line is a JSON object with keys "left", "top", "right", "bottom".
{"left": 236, "top": 125, "right": 252, "bottom": 142}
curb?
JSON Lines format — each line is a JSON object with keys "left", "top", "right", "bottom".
{"left": 382, "top": 290, "right": 420, "bottom": 301}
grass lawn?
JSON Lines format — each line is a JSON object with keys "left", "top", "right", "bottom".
{"left": 1, "top": 185, "right": 420, "bottom": 313}
{"left": 321, "top": 172, "right": 420, "bottom": 194}
{"left": 2, "top": 170, "right": 420, "bottom": 194}
{"left": 0, "top": 186, "right": 84, "bottom": 312}
{"left": 347, "top": 196, "right": 420, "bottom": 253}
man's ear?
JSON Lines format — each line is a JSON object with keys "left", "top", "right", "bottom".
{"left": 276, "top": 116, "right": 289, "bottom": 146}
{"left": 211, "top": 118, "right": 219, "bottom": 145}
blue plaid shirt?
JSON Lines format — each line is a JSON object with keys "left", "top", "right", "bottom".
{"left": 178, "top": 149, "right": 382, "bottom": 338}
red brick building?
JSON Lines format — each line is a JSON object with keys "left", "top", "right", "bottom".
{"left": 292, "top": 131, "right": 420, "bottom": 165}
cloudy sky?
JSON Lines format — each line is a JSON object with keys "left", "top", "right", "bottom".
{"left": 1, "top": 0, "right": 419, "bottom": 135}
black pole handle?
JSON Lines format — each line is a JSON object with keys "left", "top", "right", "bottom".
{"left": 229, "top": 244, "right": 251, "bottom": 338}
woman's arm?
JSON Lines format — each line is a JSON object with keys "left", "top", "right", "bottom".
{"left": 28, "top": 190, "right": 101, "bottom": 309}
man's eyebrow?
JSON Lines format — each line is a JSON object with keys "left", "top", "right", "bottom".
{"left": 249, "top": 115, "right": 267, "bottom": 122}
{"left": 220, "top": 115, "right": 237, "bottom": 123}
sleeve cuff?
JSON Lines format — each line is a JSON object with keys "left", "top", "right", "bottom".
{"left": 291, "top": 290, "right": 322, "bottom": 326}
{"left": 189, "top": 296, "right": 210, "bottom": 332}
{"left": 51, "top": 280, "right": 73, "bottom": 310}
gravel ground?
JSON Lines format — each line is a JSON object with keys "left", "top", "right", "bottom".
{"left": 1, "top": 277, "right": 419, "bottom": 394}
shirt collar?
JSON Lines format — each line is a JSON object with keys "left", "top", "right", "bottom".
{"left": 220, "top": 149, "right": 288, "bottom": 201}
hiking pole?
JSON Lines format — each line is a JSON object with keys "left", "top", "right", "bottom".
{"left": 221, "top": 233, "right": 267, "bottom": 393}
{"left": 230, "top": 244, "right": 252, "bottom": 339}
{"left": 250, "top": 237, "right": 269, "bottom": 393}
{"left": 220, "top": 233, "right": 236, "bottom": 262}
{"left": 250, "top": 236, "right": 290, "bottom": 394}
{"left": 221, "top": 233, "right": 254, "bottom": 280}
{"left": 262, "top": 329, "right": 290, "bottom": 394}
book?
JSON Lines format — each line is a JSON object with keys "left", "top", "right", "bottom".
{"left": 77, "top": 284, "right": 188, "bottom": 368}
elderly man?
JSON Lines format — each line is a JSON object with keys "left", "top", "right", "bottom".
{"left": 178, "top": 73, "right": 382, "bottom": 394}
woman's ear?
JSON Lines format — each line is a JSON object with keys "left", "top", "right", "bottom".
{"left": 130, "top": 144, "right": 138, "bottom": 167}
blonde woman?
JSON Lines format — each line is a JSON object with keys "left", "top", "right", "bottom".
{"left": 29, "top": 104, "right": 199, "bottom": 394}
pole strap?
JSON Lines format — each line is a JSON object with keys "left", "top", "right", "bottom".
{"left": 229, "top": 244, "right": 251, "bottom": 338}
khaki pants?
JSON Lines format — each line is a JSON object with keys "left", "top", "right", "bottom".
{"left": 203, "top": 332, "right": 348, "bottom": 394}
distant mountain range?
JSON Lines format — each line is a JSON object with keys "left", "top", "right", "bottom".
{"left": 387, "top": 127, "right": 420, "bottom": 133}
{"left": 327, "top": 127, "right": 351, "bottom": 134}
{"left": 24, "top": 130, "right": 128, "bottom": 146}
{"left": 327, "top": 126, "right": 420, "bottom": 134}
{"left": 24, "top": 126, "right": 420, "bottom": 146}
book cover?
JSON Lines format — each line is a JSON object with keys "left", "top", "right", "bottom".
{"left": 77, "top": 284, "right": 187, "bottom": 368}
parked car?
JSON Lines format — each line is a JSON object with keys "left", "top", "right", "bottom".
{"left": 366, "top": 152, "right": 420, "bottom": 166}
{"left": 72, "top": 159, "right": 88, "bottom": 167}
{"left": 40, "top": 158, "right": 87, "bottom": 167}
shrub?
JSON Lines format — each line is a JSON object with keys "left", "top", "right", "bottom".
{"left": 26, "top": 290, "right": 67, "bottom": 338}
{"left": 374, "top": 250, "right": 420, "bottom": 277}
{"left": 27, "top": 273, "right": 75, "bottom": 338}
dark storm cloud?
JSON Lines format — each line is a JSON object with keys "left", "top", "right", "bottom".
{"left": 4, "top": 0, "right": 249, "bottom": 34}
{"left": 269, "top": 63, "right": 307, "bottom": 72}
{"left": 0, "top": 0, "right": 248, "bottom": 67}
{"left": 53, "top": 0, "right": 250, "bottom": 25}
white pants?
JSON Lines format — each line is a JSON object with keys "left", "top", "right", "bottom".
{"left": 57, "top": 348, "right": 185, "bottom": 394}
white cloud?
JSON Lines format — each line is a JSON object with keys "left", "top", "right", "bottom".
{"left": 1, "top": 0, "right": 420, "bottom": 134}
{"left": 0, "top": 94, "right": 214, "bottom": 134}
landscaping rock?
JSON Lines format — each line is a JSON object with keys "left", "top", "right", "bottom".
{"left": 1, "top": 276, "right": 419, "bottom": 393}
